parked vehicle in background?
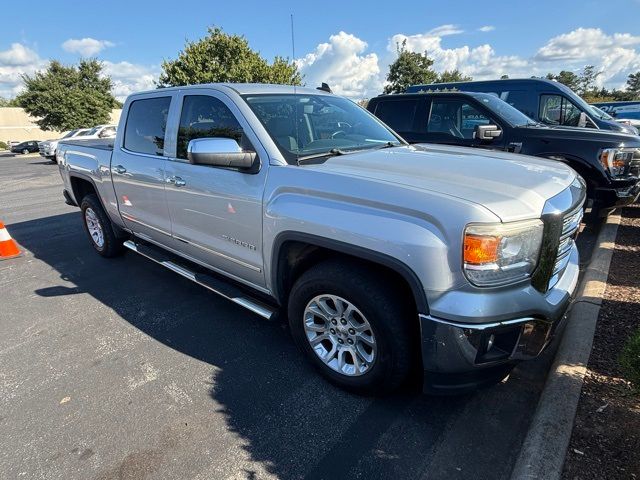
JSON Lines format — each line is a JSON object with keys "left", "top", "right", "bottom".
{"left": 39, "top": 128, "right": 91, "bottom": 162}
{"left": 367, "top": 91, "right": 640, "bottom": 217}
{"left": 80, "top": 124, "right": 118, "bottom": 139}
{"left": 592, "top": 101, "right": 640, "bottom": 129}
{"left": 58, "top": 83, "right": 585, "bottom": 395}
{"left": 11, "top": 140, "right": 40, "bottom": 154}
{"left": 406, "top": 79, "right": 639, "bottom": 135}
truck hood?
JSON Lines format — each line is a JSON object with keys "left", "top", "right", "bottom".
{"left": 308, "top": 145, "right": 577, "bottom": 221}
{"left": 518, "top": 125, "right": 640, "bottom": 144}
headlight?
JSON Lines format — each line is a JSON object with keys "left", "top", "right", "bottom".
{"left": 463, "top": 219, "right": 544, "bottom": 287}
{"left": 599, "top": 147, "right": 640, "bottom": 178}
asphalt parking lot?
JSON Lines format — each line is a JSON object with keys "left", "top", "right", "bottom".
{"left": 0, "top": 152, "right": 599, "bottom": 480}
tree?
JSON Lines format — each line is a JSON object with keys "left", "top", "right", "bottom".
{"left": 627, "top": 72, "right": 640, "bottom": 98}
{"left": 0, "top": 97, "right": 20, "bottom": 107}
{"left": 500, "top": 74, "right": 510, "bottom": 80}
{"left": 384, "top": 40, "right": 438, "bottom": 94}
{"left": 16, "top": 59, "right": 117, "bottom": 131}
{"left": 578, "top": 65, "right": 600, "bottom": 95}
{"left": 158, "top": 27, "right": 301, "bottom": 87}
{"left": 546, "top": 70, "right": 580, "bottom": 91}
{"left": 436, "top": 69, "right": 472, "bottom": 83}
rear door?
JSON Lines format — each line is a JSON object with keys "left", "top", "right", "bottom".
{"left": 371, "top": 97, "right": 425, "bottom": 143}
{"left": 111, "top": 94, "right": 174, "bottom": 245}
{"left": 163, "top": 90, "right": 268, "bottom": 288}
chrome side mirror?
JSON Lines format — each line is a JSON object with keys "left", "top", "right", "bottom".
{"left": 474, "top": 124, "right": 502, "bottom": 141}
{"left": 187, "top": 138, "right": 257, "bottom": 169}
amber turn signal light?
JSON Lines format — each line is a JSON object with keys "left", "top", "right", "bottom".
{"left": 464, "top": 234, "right": 500, "bottom": 265}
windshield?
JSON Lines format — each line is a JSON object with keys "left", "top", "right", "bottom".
{"left": 62, "top": 129, "right": 78, "bottom": 139}
{"left": 85, "top": 127, "right": 100, "bottom": 136}
{"left": 589, "top": 105, "right": 613, "bottom": 120}
{"left": 243, "top": 94, "right": 401, "bottom": 164}
{"left": 471, "top": 93, "right": 538, "bottom": 127}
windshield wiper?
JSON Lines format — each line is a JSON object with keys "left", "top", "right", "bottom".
{"left": 372, "top": 141, "right": 402, "bottom": 150}
{"left": 297, "top": 148, "right": 350, "bottom": 164}
{"left": 296, "top": 142, "right": 402, "bottom": 165}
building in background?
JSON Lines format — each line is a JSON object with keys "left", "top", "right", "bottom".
{"left": 0, "top": 108, "right": 122, "bottom": 145}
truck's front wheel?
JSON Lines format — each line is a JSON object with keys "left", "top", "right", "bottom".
{"left": 288, "top": 260, "right": 414, "bottom": 395}
{"left": 80, "top": 194, "right": 125, "bottom": 258}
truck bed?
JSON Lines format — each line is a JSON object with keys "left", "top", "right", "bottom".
{"left": 59, "top": 138, "right": 115, "bottom": 150}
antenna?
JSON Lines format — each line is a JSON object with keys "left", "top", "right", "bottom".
{"left": 291, "top": 13, "right": 300, "bottom": 164}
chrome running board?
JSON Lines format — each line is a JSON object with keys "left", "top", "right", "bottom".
{"left": 123, "top": 240, "right": 276, "bottom": 320}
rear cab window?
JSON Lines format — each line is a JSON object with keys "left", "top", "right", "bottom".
{"left": 124, "top": 97, "right": 172, "bottom": 156}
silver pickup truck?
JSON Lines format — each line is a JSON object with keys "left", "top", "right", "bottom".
{"left": 57, "top": 84, "right": 586, "bottom": 394}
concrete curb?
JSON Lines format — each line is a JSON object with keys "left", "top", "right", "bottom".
{"left": 510, "top": 213, "right": 621, "bottom": 480}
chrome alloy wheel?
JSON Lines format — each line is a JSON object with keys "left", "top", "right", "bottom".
{"left": 303, "top": 295, "right": 376, "bottom": 376}
{"left": 85, "top": 207, "right": 105, "bottom": 248}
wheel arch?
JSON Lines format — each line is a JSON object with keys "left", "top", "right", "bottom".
{"left": 271, "top": 231, "right": 429, "bottom": 315}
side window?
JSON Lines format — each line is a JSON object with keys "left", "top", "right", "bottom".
{"left": 124, "top": 97, "right": 171, "bottom": 156}
{"left": 428, "top": 99, "right": 490, "bottom": 139}
{"left": 373, "top": 99, "right": 418, "bottom": 132}
{"left": 539, "top": 95, "right": 585, "bottom": 127}
{"left": 501, "top": 91, "right": 533, "bottom": 117}
{"left": 177, "top": 95, "right": 244, "bottom": 160}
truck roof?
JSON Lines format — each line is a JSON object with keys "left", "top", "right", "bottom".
{"left": 130, "top": 83, "right": 330, "bottom": 98}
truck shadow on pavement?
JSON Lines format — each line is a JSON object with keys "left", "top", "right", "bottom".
{"left": 9, "top": 212, "right": 557, "bottom": 480}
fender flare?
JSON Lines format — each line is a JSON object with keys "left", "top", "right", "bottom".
{"left": 271, "top": 231, "right": 429, "bottom": 314}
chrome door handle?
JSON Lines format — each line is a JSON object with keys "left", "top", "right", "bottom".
{"left": 112, "top": 165, "right": 127, "bottom": 174}
{"left": 167, "top": 176, "right": 186, "bottom": 187}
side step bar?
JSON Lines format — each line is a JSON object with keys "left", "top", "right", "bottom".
{"left": 123, "top": 240, "right": 277, "bottom": 320}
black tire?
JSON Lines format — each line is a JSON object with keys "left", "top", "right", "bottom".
{"left": 288, "top": 259, "right": 414, "bottom": 395}
{"left": 80, "top": 194, "right": 125, "bottom": 258}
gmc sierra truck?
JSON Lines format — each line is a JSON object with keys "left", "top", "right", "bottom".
{"left": 57, "top": 84, "right": 585, "bottom": 394}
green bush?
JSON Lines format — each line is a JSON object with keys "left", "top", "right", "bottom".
{"left": 620, "top": 327, "right": 640, "bottom": 391}
{"left": 0, "top": 141, "right": 7, "bottom": 150}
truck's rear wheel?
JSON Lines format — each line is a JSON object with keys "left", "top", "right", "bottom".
{"left": 80, "top": 194, "right": 125, "bottom": 258}
{"left": 288, "top": 260, "right": 413, "bottom": 394}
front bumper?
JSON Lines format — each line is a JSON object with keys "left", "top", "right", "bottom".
{"left": 419, "top": 244, "right": 579, "bottom": 394}
{"left": 594, "top": 178, "right": 640, "bottom": 213}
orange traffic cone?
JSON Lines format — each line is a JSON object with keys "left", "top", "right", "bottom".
{"left": 0, "top": 221, "right": 22, "bottom": 260}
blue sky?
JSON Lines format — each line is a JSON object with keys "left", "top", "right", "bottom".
{"left": 2, "top": 0, "right": 640, "bottom": 99}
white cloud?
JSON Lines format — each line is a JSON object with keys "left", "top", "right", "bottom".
{"left": 0, "top": 43, "right": 46, "bottom": 98}
{"left": 298, "top": 25, "right": 640, "bottom": 100}
{"left": 534, "top": 28, "right": 640, "bottom": 88}
{"left": 62, "top": 38, "right": 115, "bottom": 57}
{"left": 102, "top": 61, "right": 159, "bottom": 100}
{"left": 0, "top": 41, "right": 157, "bottom": 101}
{"left": 0, "top": 43, "right": 40, "bottom": 66}
{"left": 297, "top": 31, "right": 382, "bottom": 98}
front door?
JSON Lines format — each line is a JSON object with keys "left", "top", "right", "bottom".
{"left": 164, "top": 91, "right": 267, "bottom": 288}
{"left": 111, "top": 95, "right": 174, "bottom": 244}
{"left": 424, "top": 97, "right": 506, "bottom": 150}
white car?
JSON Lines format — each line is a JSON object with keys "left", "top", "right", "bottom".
{"left": 80, "top": 124, "right": 118, "bottom": 140}
{"left": 39, "top": 125, "right": 117, "bottom": 162}
{"left": 39, "top": 128, "right": 92, "bottom": 162}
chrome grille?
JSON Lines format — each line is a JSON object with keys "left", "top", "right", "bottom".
{"left": 549, "top": 205, "right": 583, "bottom": 288}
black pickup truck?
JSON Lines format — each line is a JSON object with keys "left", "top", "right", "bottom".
{"left": 367, "top": 91, "right": 640, "bottom": 216}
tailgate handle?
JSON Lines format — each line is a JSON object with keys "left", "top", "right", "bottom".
{"left": 113, "top": 165, "right": 127, "bottom": 175}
